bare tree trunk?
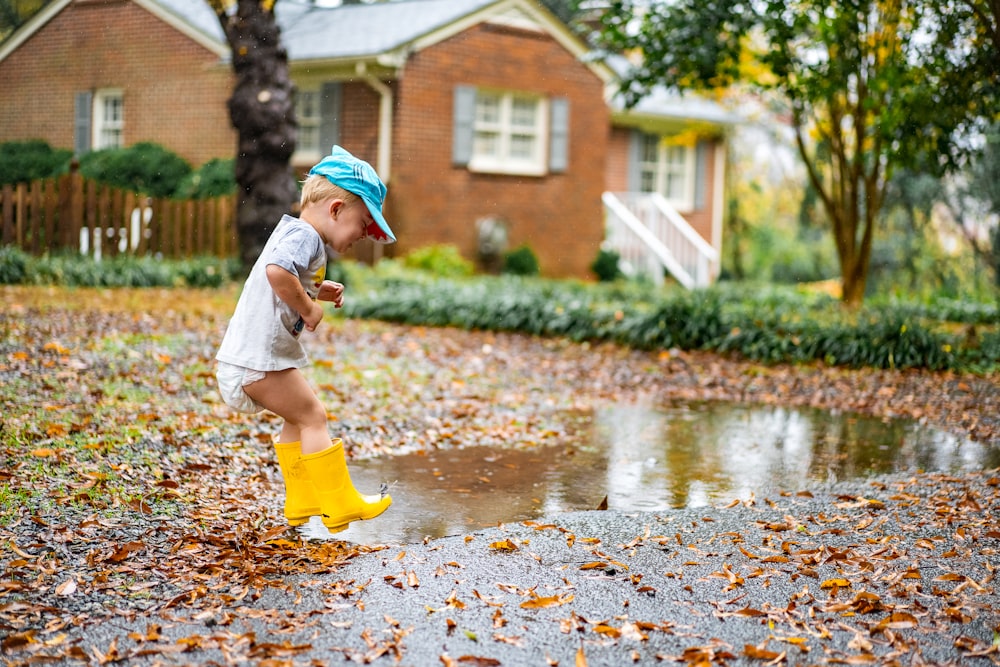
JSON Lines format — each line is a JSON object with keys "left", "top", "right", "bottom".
{"left": 211, "top": 0, "right": 297, "bottom": 271}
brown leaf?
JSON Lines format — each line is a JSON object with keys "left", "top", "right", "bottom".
{"left": 593, "top": 624, "right": 620, "bottom": 638}
{"left": 457, "top": 656, "right": 500, "bottom": 666}
{"left": 108, "top": 541, "right": 145, "bottom": 563}
{"left": 520, "top": 593, "right": 574, "bottom": 609}
{"left": 489, "top": 539, "right": 518, "bottom": 553}
{"left": 579, "top": 561, "right": 609, "bottom": 571}
{"left": 743, "top": 643, "right": 782, "bottom": 660}
{"left": 885, "top": 611, "right": 919, "bottom": 629}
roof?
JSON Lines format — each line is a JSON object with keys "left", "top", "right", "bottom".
{"left": 2, "top": 0, "right": 726, "bottom": 126}
{"left": 604, "top": 55, "right": 740, "bottom": 130}
{"left": 142, "top": 0, "right": 611, "bottom": 78}
{"left": 144, "top": 0, "right": 507, "bottom": 61}
{"left": 276, "top": 0, "right": 497, "bottom": 61}
{"left": 611, "top": 87, "right": 740, "bottom": 127}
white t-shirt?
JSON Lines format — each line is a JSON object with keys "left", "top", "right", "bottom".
{"left": 216, "top": 214, "right": 327, "bottom": 372}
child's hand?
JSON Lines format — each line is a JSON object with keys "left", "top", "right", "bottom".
{"left": 316, "top": 280, "right": 345, "bottom": 309}
{"left": 302, "top": 300, "right": 324, "bottom": 332}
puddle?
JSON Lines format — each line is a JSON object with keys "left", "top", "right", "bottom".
{"left": 301, "top": 402, "right": 999, "bottom": 545}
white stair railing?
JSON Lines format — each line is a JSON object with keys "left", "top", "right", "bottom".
{"left": 602, "top": 192, "right": 719, "bottom": 288}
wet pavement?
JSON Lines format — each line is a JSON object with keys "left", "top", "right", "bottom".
{"left": 325, "top": 401, "right": 998, "bottom": 545}
{"left": 76, "top": 468, "right": 1000, "bottom": 667}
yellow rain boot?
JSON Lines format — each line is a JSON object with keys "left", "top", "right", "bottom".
{"left": 273, "top": 441, "right": 321, "bottom": 526}
{"left": 300, "top": 438, "right": 392, "bottom": 532}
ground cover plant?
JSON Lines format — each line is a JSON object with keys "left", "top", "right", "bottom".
{"left": 337, "top": 260, "right": 1000, "bottom": 373}
{"left": 0, "top": 268, "right": 998, "bottom": 664}
{"left": 3, "top": 252, "right": 997, "bottom": 373}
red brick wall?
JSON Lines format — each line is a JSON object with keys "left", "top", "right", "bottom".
{"left": 606, "top": 127, "right": 631, "bottom": 192}
{"left": 0, "top": 0, "right": 234, "bottom": 167}
{"left": 391, "top": 22, "right": 609, "bottom": 279}
{"left": 338, "top": 82, "right": 383, "bottom": 168}
{"left": 685, "top": 140, "right": 717, "bottom": 247}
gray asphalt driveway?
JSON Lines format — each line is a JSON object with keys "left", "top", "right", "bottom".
{"left": 53, "top": 470, "right": 999, "bottom": 667}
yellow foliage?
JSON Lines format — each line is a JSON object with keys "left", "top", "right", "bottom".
{"left": 205, "top": 0, "right": 274, "bottom": 13}
{"left": 661, "top": 130, "right": 700, "bottom": 148}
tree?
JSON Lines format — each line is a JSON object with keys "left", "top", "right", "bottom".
{"left": 943, "top": 129, "right": 1000, "bottom": 290}
{"left": 206, "top": 0, "right": 297, "bottom": 271}
{"left": 597, "top": 0, "right": 1000, "bottom": 305}
{"left": 0, "top": 0, "right": 49, "bottom": 41}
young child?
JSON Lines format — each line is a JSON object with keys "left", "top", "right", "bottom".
{"left": 215, "top": 145, "right": 395, "bottom": 532}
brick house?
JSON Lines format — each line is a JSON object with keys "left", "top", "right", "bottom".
{"left": 0, "top": 0, "right": 733, "bottom": 282}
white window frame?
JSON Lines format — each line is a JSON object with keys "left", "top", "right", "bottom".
{"left": 638, "top": 134, "right": 696, "bottom": 211}
{"left": 294, "top": 87, "right": 322, "bottom": 164}
{"left": 469, "top": 91, "right": 548, "bottom": 176}
{"left": 92, "top": 89, "right": 124, "bottom": 150}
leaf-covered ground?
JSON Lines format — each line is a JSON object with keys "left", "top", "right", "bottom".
{"left": 1, "top": 286, "right": 998, "bottom": 665}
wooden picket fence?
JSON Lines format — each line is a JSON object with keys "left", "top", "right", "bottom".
{"left": 0, "top": 166, "right": 237, "bottom": 259}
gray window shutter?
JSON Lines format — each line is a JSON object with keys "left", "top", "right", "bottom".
{"left": 74, "top": 91, "right": 92, "bottom": 156}
{"left": 319, "top": 82, "right": 342, "bottom": 151}
{"left": 627, "top": 130, "right": 643, "bottom": 191}
{"left": 452, "top": 85, "right": 476, "bottom": 166}
{"left": 694, "top": 140, "right": 710, "bottom": 210}
{"left": 548, "top": 97, "right": 569, "bottom": 173}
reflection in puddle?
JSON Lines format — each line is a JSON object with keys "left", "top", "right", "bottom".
{"left": 300, "top": 402, "right": 998, "bottom": 545}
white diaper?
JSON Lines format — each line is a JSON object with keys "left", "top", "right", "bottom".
{"left": 216, "top": 362, "right": 267, "bottom": 414}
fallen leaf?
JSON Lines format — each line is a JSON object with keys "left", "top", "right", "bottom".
{"left": 457, "top": 656, "right": 499, "bottom": 666}
{"left": 489, "top": 539, "right": 518, "bottom": 553}
{"left": 520, "top": 594, "right": 574, "bottom": 609}
{"left": 55, "top": 578, "right": 77, "bottom": 596}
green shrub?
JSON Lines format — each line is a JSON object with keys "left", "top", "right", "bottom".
{"left": 174, "top": 257, "right": 242, "bottom": 287}
{"left": 78, "top": 142, "right": 192, "bottom": 198}
{"left": 174, "top": 158, "right": 236, "bottom": 199}
{"left": 0, "top": 140, "right": 72, "bottom": 185}
{"left": 2, "top": 252, "right": 236, "bottom": 288}
{"left": 0, "top": 246, "right": 29, "bottom": 284}
{"left": 26, "top": 254, "right": 173, "bottom": 287}
{"left": 403, "top": 244, "right": 475, "bottom": 278}
{"left": 337, "top": 272, "right": 997, "bottom": 373}
{"left": 591, "top": 248, "right": 624, "bottom": 282}
{"left": 503, "top": 244, "right": 539, "bottom": 276}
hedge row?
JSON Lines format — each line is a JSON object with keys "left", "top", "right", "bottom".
{"left": 2, "top": 249, "right": 997, "bottom": 372}
{"left": 338, "top": 266, "right": 999, "bottom": 373}
{"left": 0, "top": 247, "right": 240, "bottom": 288}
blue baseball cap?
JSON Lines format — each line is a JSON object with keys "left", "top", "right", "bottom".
{"left": 309, "top": 145, "right": 396, "bottom": 244}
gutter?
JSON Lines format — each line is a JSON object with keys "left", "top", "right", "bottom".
{"left": 355, "top": 62, "right": 393, "bottom": 184}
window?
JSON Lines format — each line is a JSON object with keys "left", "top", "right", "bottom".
{"left": 638, "top": 134, "right": 695, "bottom": 210}
{"left": 470, "top": 91, "right": 547, "bottom": 176}
{"left": 93, "top": 89, "right": 124, "bottom": 150}
{"left": 295, "top": 88, "right": 321, "bottom": 157}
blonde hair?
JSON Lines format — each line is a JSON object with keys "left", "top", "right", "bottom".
{"left": 300, "top": 174, "right": 360, "bottom": 207}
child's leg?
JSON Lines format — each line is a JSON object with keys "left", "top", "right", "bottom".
{"left": 244, "top": 368, "right": 330, "bottom": 454}
{"left": 244, "top": 368, "right": 391, "bottom": 531}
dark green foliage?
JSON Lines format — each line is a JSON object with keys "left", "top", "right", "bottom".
{"left": 0, "top": 245, "right": 29, "bottom": 283}
{"left": 174, "top": 158, "right": 236, "bottom": 199}
{"left": 591, "top": 248, "right": 624, "bottom": 282}
{"left": 0, "top": 140, "right": 72, "bottom": 185}
{"left": 0, "top": 250, "right": 237, "bottom": 288}
{"left": 338, "top": 267, "right": 997, "bottom": 373}
{"left": 78, "top": 142, "right": 192, "bottom": 198}
{"left": 4, "top": 252, "right": 997, "bottom": 372}
{"left": 503, "top": 245, "right": 540, "bottom": 276}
